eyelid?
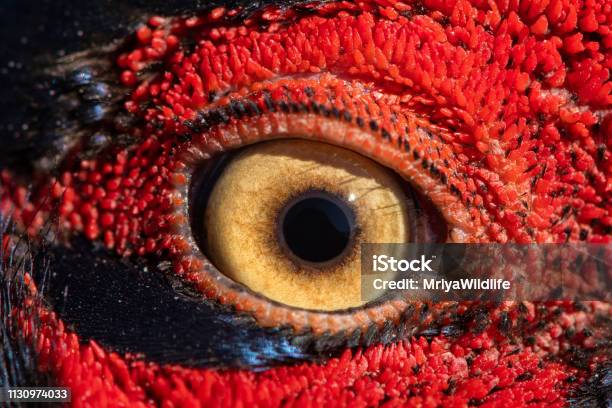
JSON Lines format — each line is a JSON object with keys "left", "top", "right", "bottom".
{"left": 177, "top": 76, "right": 481, "bottom": 239}
{"left": 165, "top": 77, "right": 480, "bottom": 336}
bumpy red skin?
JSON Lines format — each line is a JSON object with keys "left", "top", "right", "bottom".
{"left": 1, "top": 0, "right": 611, "bottom": 406}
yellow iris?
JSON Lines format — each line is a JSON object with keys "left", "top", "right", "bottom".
{"left": 203, "top": 139, "right": 411, "bottom": 311}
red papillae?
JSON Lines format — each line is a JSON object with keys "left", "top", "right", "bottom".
{"left": 21, "top": 294, "right": 607, "bottom": 407}
{"left": 1, "top": 0, "right": 611, "bottom": 406}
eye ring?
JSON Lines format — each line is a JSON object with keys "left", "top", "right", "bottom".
{"left": 173, "top": 143, "right": 424, "bottom": 336}
{"left": 167, "top": 78, "right": 482, "bottom": 338}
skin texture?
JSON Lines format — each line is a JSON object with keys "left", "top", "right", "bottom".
{"left": 0, "top": 0, "right": 611, "bottom": 407}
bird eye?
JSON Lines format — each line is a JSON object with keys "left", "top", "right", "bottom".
{"left": 166, "top": 87, "right": 455, "bottom": 335}
{"left": 192, "top": 138, "right": 440, "bottom": 311}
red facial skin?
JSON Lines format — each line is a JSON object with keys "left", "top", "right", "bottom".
{"left": 1, "top": 0, "right": 611, "bottom": 406}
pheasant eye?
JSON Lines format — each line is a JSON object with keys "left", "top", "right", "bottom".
{"left": 190, "top": 139, "right": 444, "bottom": 311}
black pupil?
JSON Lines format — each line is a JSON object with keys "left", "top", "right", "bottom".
{"left": 281, "top": 193, "right": 352, "bottom": 263}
